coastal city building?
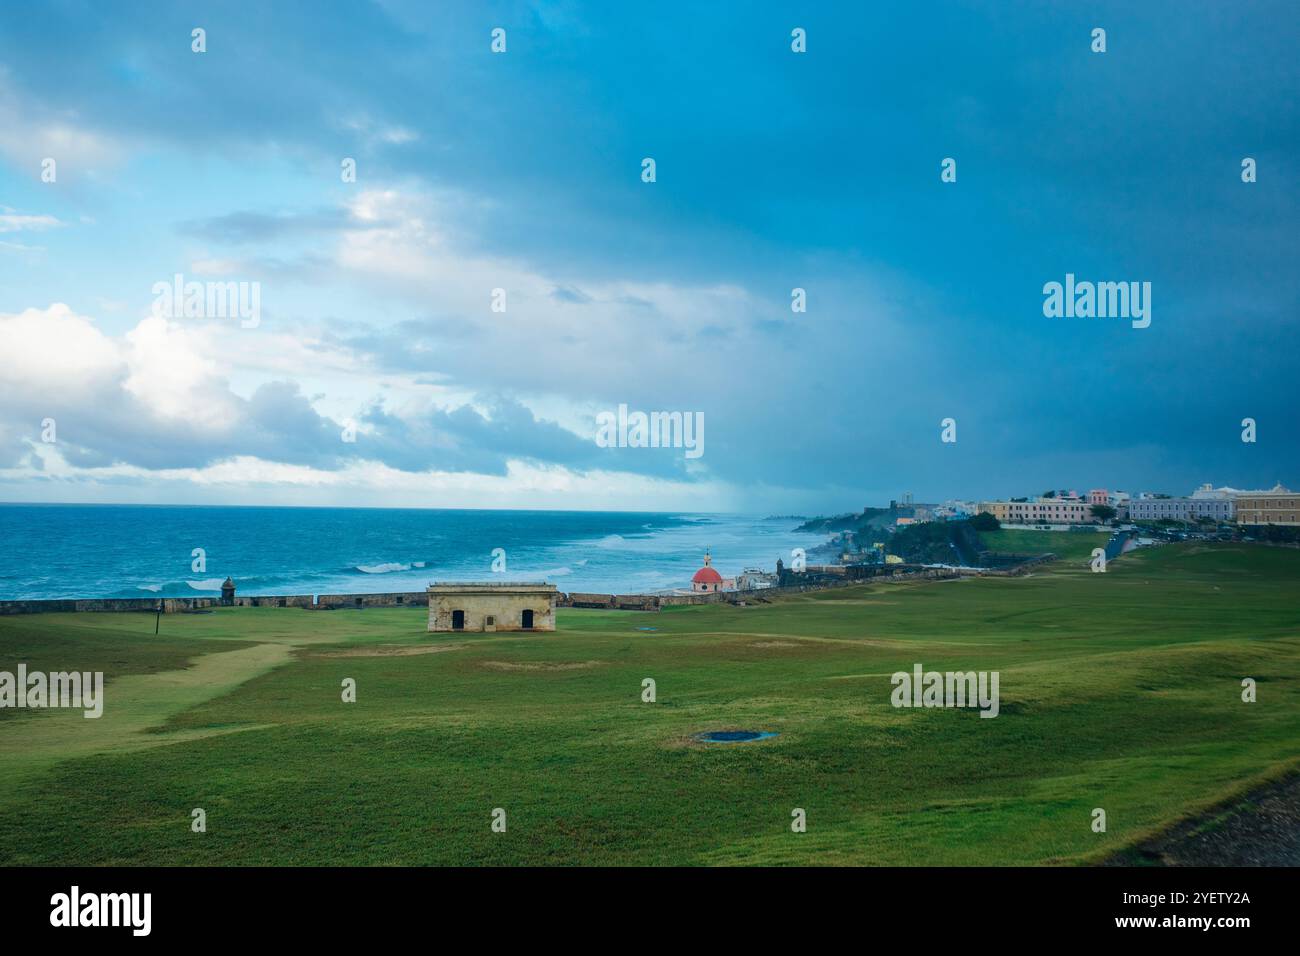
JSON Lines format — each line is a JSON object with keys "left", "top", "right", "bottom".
{"left": 1087, "top": 489, "right": 1131, "bottom": 518}
{"left": 1191, "top": 483, "right": 1236, "bottom": 500}
{"left": 1119, "top": 483, "right": 1300, "bottom": 524}
{"left": 427, "top": 582, "right": 558, "bottom": 632}
{"left": 936, "top": 500, "right": 976, "bottom": 519}
{"left": 736, "top": 568, "right": 777, "bottom": 590}
{"left": 1128, "top": 496, "right": 1234, "bottom": 523}
{"left": 1192, "top": 483, "right": 1291, "bottom": 509}
{"left": 888, "top": 494, "right": 939, "bottom": 523}
{"left": 969, "top": 482, "right": 1297, "bottom": 526}
{"left": 1235, "top": 486, "right": 1300, "bottom": 526}
{"left": 977, "top": 498, "right": 1095, "bottom": 524}
{"left": 1108, "top": 491, "right": 1132, "bottom": 519}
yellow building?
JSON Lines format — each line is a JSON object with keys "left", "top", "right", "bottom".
{"left": 978, "top": 498, "right": 1095, "bottom": 524}
{"left": 1235, "top": 488, "right": 1300, "bottom": 526}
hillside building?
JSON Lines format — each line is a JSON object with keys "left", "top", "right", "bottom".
{"left": 977, "top": 498, "right": 1095, "bottom": 524}
{"left": 1128, "top": 496, "right": 1234, "bottom": 523}
{"left": 1235, "top": 486, "right": 1300, "bottom": 526}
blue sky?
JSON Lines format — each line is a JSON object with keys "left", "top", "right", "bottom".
{"left": 0, "top": 1, "right": 1296, "bottom": 512}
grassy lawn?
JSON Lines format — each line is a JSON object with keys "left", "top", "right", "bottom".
{"left": 1, "top": 543, "right": 1297, "bottom": 865}
{"left": 979, "top": 527, "right": 1107, "bottom": 562}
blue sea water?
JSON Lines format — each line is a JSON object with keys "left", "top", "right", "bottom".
{"left": 0, "top": 505, "right": 826, "bottom": 601}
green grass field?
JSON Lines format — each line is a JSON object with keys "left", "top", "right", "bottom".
{"left": 979, "top": 527, "right": 1107, "bottom": 562}
{"left": 1, "top": 543, "right": 1297, "bottom": 865}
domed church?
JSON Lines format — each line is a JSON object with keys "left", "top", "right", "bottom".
{"left": 691, "top": 550, "right": 733, "bottom": 593}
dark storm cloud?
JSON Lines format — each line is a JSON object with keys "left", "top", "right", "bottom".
{"left": 1, "top": 1, "right": 1297, "bottom": 504}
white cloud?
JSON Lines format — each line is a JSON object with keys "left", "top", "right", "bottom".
{"left": 0, "top": 303, "right": 121, "bottom": 395}
{"left": 0, "top": 301, "right": 727, "bottom": 506}
{"left": 121, "top": 315, "right": 236, "bottom": 429}
{"left": 334, "top": 113, "right": 420, "bottom": 149}
{"left": 0, "top": 453, "right": 735, "bottom": 511}
{"left": 329, "top": 187, "right": 784, "bottom": 402}
{"left": 0, "top": 209, "right": 62, "bottom": 233}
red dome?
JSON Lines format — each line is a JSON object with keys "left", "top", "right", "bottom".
{"left": 692, "top": 566, "right": 723, "bottom": 584}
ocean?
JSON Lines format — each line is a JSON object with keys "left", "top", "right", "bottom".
{"left": 0, "top": 504, "right": 827, "bottom": 601}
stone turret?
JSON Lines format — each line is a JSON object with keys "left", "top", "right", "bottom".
{"left": 221, "top": 577, "right": 236, "bottom": 606}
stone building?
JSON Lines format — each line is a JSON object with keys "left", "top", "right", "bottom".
{"left": 1235, "top": 486, "right": 1299, "bottom": 526}
{"left": 427, "top": 582, "right": 558, "bottom": 633}
{"left": 736, "top": 568, "right": 776, "bottom": 590}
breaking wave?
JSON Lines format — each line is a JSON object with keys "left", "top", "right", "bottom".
{"left": 355, "top": 562, "right": 411, "bottom": 574}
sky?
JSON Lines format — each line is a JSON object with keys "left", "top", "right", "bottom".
{"left": 0, "top": 0, "right": 1296, "bottom": 513}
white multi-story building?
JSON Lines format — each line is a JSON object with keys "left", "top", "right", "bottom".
{"left": 1128, "top": 492, "right": 1234, "bottom": 523}
{"left": 1129, "top": 482, "right": 1297, "bottom": 523}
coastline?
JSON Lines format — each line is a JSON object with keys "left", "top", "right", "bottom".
{"left": 0, "top": 505, "right": 825, "bottom": 602}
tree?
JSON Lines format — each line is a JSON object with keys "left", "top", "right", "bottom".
{"left": 1089, "top": 504, "right": 1117, "bottom": 523}
{"left": 969, "top": 511, "right": 1000, "bottom": 531}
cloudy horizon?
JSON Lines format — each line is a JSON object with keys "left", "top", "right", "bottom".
{"left": 1, "top": 1, "right": 1296, "bottom": 514}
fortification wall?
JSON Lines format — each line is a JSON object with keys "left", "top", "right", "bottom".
{"left": 0, "top": 558, "right": 1050, "bottom": 616}
{"left": 0, "top": 592, "right": 415, "bottom": 615}
{"left": 314, "top": 591, "right": 427, "bottom": 609}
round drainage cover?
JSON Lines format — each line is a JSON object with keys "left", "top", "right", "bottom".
{"left": 694, "top": 730, "right": 778, "bottom": 743}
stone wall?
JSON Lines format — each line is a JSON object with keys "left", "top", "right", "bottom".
{"left": 0, "top": 592, "right": 410, "bottom": 615}
{"left": 0, "top": 558, "right": 1052, "bottom": 617}
{"left": 315, "top": 591, "right": 427, "bottom": 609}
{"left": 557, "top": 564, "right": 986, "bottom": 609}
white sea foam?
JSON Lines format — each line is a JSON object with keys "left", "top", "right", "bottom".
{"left": 186, "top": 579, "right": 225, "bottom": 591}
{"left": 356, "top": 562, "right": 409, "bottom": 574}
{"left": 136, "top": 583, "right": 162, "bottom": 592}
